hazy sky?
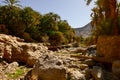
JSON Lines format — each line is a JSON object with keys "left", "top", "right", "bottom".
{"left": 0, "top": 0, "right": 95, "bottom": 28}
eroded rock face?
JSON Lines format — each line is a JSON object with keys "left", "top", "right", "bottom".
{"left": 95, "top": 36, "right": 120, "bottom": 63}
{"left": 31, "top": 54, "right": 67, "bottom": 80}
{"left": 0, "top": 34, "right": 48, "bottom": 66}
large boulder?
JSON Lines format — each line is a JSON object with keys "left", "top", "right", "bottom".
{"left": 31, "top": 54, "right": 67, "bottom": 80}
{"left": 94, "top": 36, "right": 120, "bottom": 63}
{"left": 0, "top": 34, "right": 48, "bottom": 66}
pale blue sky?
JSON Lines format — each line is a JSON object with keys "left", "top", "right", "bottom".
{"left": 0, "top": 0, "right": 95, "bottom": 28}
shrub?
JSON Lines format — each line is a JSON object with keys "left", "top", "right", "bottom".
{"left": 49, "top": 31, "right": 65, "bottom": 46}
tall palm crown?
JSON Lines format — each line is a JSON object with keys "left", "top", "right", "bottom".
{"left": 3, "top": 0, "right": 21, "bottom": 7}
{"left": 86, "top": 0, "right": 119, "bottom": 35}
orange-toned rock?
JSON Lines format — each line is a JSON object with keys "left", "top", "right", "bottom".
{"left": 94, "top": 36, "right": 120, "bottom": 63}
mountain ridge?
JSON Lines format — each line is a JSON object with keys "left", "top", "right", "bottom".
{"left": 74, "top": 22, "right": 92, "bottom": 38}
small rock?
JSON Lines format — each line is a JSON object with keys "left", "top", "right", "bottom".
{"left": 91, "top": 66, "right": 102, "bottom": 80}
{"left": 83, "top": 59, "right": 95, "bottom": 67}
{"left": 84, "top": 68, "right": 92, "bottom": 80}
{"left": 112, "top": 60, "right": 120, "bottom": 78}
{"left": 5, "top": 62, "right": 19, "bottom": 74}
{"left": 68, "top": 69, "right": 86, "bottom": 80}
{"left": 87, "top": 45, "right": 96, "bottom": 56}
{"left": 79, "top": 64, "right": 88, "bottom": 70}
{"left": 91, "top": 66, "right": 119, "bottom": 80}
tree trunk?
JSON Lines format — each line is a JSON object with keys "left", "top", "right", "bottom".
{"left": 105, "top": 0, "right": 119, "bottom": 35}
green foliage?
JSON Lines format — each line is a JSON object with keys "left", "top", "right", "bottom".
{"left": 0, "top": 6, "right": 26, "bottom": 35}
{"left": 21, "top": 7, "right": 41, "bottom": 28}
{"left": 6, "top": 66, "right": 32, "bottom": 79}
{"left": 0, "top": 1, "right": 77, "bottom": 46}
{"left": 49, "top": 31, "right": 66, "bottom": 46}
{"left": 84, "top": 37, "right": 94, "bottom": 46}
{"left": 25, "top": 26, "right": 41, "bottom": 41}
{"left": 7, "top": 68, "right": 24, "bottom": 79}
{"left": 39, "top": 12, "right": 59, "bottom": 32}
{"left": 80, "top": 36, "right": 84, "bottom": 43}
{"left": 64, "top": 29, "right": 75, "bottom": 43}
{"left": 74, "top": 35, "right": 97, "bottom": 46}
{"left": 3, "top": 0, "right": 21, "bottom": 7}
{"left": 93, "top": 18, "right": 113, "bottom": 36}
{"left": 90, "top": 0, "right": 120, "bottom": 36}
{"left": 58, "top": 20, "right": 70, "bottom": 32}
{"left": 74, "top": 36, "right": 81, "bottom": 43}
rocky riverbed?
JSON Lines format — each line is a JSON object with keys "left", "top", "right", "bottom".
{"left": 0, "top": 34, "right": 120, "bottom": 80}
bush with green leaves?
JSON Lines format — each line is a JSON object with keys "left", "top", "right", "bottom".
{"left": 0, "top": 0, "right": 77, "bottom": 46}
{"left": 49, "top": 31, "right": 66, "bottom": 46}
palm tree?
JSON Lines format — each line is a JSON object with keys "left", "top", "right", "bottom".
{"left": 87, "top": 0, "right": 119, "bottom": 35}
{"left": 40, "top": 12, "right": 60, "bottom": 32}
{"left": 3, "top": 0, "right": 21, "bottom": 7}
{"left": 21, "top": 7, "right": 41, "bottom": 28}
{"left": 85, "top": 0, "right": 120, "bottom": 63}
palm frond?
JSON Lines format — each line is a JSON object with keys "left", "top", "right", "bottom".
{"left": 14, "top": 0, "right": 20, "bottom": 4}
{"left": 2, "top": 0, "right": 21, "bottom": 7}
{"left": 2, "top": 0, "right": 10, "bottom": 4}
{"left": 86, "top": 0, "right": 92, "bottom": 5}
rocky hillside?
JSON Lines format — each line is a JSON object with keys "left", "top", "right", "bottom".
{"left": 74, "top": 22, "right": 93, "bottom": 38}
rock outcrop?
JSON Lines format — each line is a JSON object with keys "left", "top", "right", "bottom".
{"left": 30, "top": 54, "right": 67, "bottom": 80}
{"left": 94, "top": 36, "right": 120, "bottom": 63}
{"left": 0, "top": 34, "right": 49, "bottom": 66}
{"left": 0, "top": 34, "right": 120, "bottom": 80}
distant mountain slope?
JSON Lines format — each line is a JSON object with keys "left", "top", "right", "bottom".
{"left": 74, "top": 22, "right": 93, "bottom": 38}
